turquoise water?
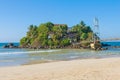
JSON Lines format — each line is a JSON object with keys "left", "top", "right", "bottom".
{"left": 0, "top": 42, "right": 120, "bottom": 67}
{"left": 102, "top": 41, "right": 120, "bottom": 46}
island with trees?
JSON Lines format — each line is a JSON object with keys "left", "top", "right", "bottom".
{"left": 20, "top": 21, "right": 101, "bottom": 49}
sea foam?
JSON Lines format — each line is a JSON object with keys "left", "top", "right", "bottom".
{"left": 0, "top": 50, "right": 61, "bottom": 55}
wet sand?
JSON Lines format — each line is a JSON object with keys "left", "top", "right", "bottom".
{"left": 0, "top": 58, "right": 120, "bottom": 80}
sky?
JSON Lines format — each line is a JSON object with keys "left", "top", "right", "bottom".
{"left": 0, "top": 0, "right": 119, "bottom": 42}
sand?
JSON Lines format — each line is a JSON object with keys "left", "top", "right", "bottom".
{"left": 0, "top": 58, "right": 120, "bottom": 80}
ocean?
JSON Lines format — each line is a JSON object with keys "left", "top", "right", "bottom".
{"left": 0, "top": 42, "right": 120, "bottom": 67}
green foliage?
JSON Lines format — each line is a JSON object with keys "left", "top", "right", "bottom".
{"left": 20, "top": 21, "right": 96, "bottom": 48}
{"left": 87, "top": 32, "right": 93, "bottom": 41}
{"left": 71, "top": 21, "right": 93, "bottom": 41}
{"left": 81, "top": 33, "right": 88, "bottom": 40}
{"left": 53, "top": 39, "right": 59, "bottom": 46}
{"left": 45, "top": 22, "right": 54, "bottom": 31}
{"left": 31, "top": 38, "right": 40, "bottom": 48}
{"left": 27, "top": 25, "right": 38, "bottom": 38}
{"left": 60, "top": 38, "right": 70, "bottom": 46}
{"left": 59, "top": 25, "right": 68, "bottom": 34}
{"left": 20, "top": 37, "right": 27, "bottom": 45}
{"left": 48, "top": 39, "right": 53, "bottom": 46}
{"left": 38, "top": 24, "right": 49, "bottom": 34}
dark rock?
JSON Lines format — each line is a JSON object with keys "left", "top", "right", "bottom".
{"left": 3, "top": 43, "right": 19, "bottom": 48}
{"left": 3, "top": 45, "right": 9, "bottom": 48}
{"left": 101, "top": 43, "right": 111, "bottom": 47}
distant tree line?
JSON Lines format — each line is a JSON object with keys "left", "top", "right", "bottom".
{"left": 20, "top": 21, "right": 95, "bottom": 49}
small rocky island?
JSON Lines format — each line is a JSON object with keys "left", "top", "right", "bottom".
{"left": 3, "top": 21, "right": 104, "bottom": 50}
{"left": 19, "top": 21, "right": 102, "bottom": 50}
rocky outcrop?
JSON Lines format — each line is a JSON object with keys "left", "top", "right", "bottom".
{"left": 3, "top": 43, "right": 19, "bottom": 48}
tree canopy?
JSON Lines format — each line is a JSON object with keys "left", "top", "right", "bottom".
{"left": 20, "top": 21, "right": 97, "bottom": 49}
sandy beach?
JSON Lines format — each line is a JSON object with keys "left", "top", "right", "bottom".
{"left": 0, "top": 58, "right": 120, "bottom": 80}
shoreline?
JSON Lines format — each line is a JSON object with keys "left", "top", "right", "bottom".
{"left": 0, "top": 57, "right": 120, "bottom": 80}
{"left": 0, "top": 47, "right": 120, "bottom": 67}
{"left": 22, "top": 56, "right": 116, "bottom": 66}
